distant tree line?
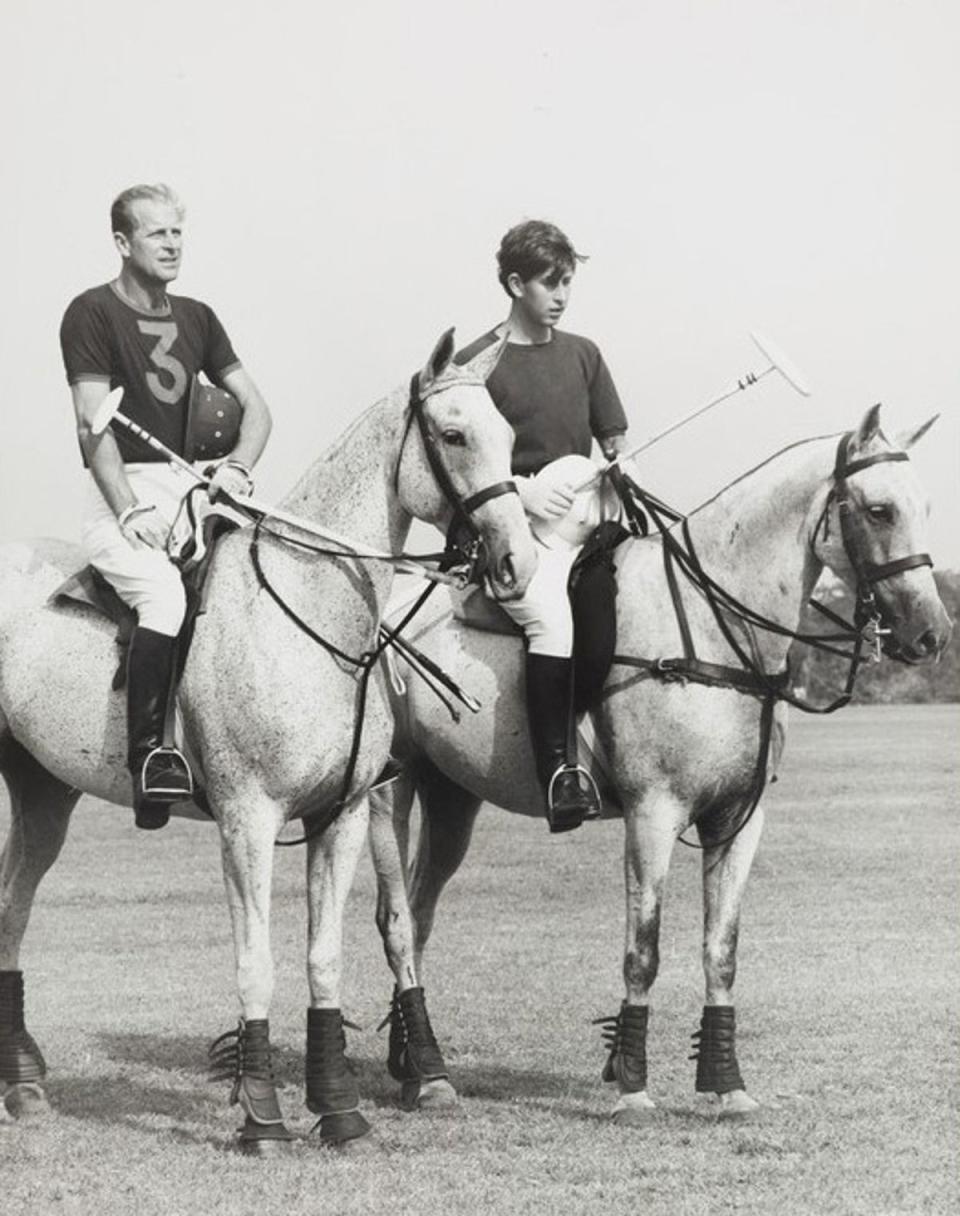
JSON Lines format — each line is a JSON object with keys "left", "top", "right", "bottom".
{"left": 791, "top": 570, "right": 959, "bottom": 703}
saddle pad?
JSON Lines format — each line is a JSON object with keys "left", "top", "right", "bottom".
{"left": 51, "top": 566, "right": 136, "bottom": 630}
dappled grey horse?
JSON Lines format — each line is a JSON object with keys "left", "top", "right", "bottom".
{"left": 369, "top": 404, "right": 951, "bottom": 1120}
{"left": 0, "top": 329, "right": 536, "bottom": 1147}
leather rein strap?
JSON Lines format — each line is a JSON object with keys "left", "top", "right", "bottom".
{"left": 608, "top": 432, "right": 933, "bottom": 849}
{"left": 247, "top": 371, "right": 516, "bottom": 848}
{"left": 828, "top": 433, "right": 932, "bottom": 609}
{"left": 395, "top": 373, "right": 517, "bottom": 579}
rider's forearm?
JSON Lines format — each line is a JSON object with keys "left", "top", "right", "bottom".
{"left": 228, "top": 402, "right": 271, "bottom": 472}
{"left": 82, "top": 430, "right": 138, "bottom": 518}
{"left": 221, "top": 370, "right": 272, "bottom": 472}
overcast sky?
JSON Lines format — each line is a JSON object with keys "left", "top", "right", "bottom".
{"left": 2, "top": 0, "right": 957, "bottom": 568}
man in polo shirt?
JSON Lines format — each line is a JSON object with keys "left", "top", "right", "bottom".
{"left": 60, "top": 183, "right": 272, "bottom": 830}
{"left": 457, "top": 220, "right": 630, "bottom": 834}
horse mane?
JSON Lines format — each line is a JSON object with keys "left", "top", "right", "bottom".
{"left": 685, "top": 431, "right": 842, "bottom": 519}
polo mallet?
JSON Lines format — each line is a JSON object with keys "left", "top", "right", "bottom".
{"left": 89, "top": 389, "right": 465, "bottom": 584}
{"left": 572, "top": 330, "right": 812, "bottom": 494}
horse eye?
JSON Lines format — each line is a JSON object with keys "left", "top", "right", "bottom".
{"left": 441, "top": 429, "right": 466, "bottom": 447}
{"left": 867, "top": 504, "right": 894, "bottom": 524}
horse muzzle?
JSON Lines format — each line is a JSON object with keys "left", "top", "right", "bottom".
{"left": 881, "top": 599, "right": 953, "bottom": 665}
{"left": 483, "top": 536, "right": 540, "bottom": 602}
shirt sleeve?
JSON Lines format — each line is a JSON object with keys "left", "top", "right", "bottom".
{"left": 587, "top": 347, "right": 628, "bottom": 438}
{"left": 202, "top": 304, "right": 241, "bottom": 382}
{"left": 59, "top": 295, "right": 113, "bottom": 384}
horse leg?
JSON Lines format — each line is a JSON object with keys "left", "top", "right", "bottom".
{"left": 407, "top": 759, "right": 482, "bottom": 973}
{"left": 602, "top": 796, "right": 680, "bottom": 1126}
{"left": 695, "top": 804, "right": 765, "bottom": 1117}
{"left": 0, "top": 739, "right": 79, "bottom": 1120}
{"left": 303, "top": 795, "right": 372, "bottom": 1146}
{"left": 369, "top": 768, "right": 455, "bottom": 1111}
{"left": 211, "top": 796, "right": 292, "bottom": 1154}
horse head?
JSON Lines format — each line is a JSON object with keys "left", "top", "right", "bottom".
{"left": 816, "top": 403, "right": 952, "bottom": 663}
{"left": 395, "top": 329, "right": 536, "bottom": 601}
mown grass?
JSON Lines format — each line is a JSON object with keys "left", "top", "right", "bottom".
{"left": 1, "top": 705, "right": 957, "bottom": 1216}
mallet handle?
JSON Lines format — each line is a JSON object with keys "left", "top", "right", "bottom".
{"left": 108, "top": 409, "right": 463, "bottom": 585}
{"left": 571, "top": 365, "right": 777, "bottom": 493}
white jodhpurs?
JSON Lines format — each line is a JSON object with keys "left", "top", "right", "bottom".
{"left": 80, "top": 463, "right": 193, "bottom": 637}
{"left": 495, "top": 536, "right": 579, "bottom": 657}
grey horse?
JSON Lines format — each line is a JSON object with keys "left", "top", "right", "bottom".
{"left": 0, "top": 329, "right": 536, "bottom": 1147}
{"left": 368, "top": 404, "right": 951, "bottom": 1120}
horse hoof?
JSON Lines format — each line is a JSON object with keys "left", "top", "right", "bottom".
{"left": 237, "top": 1118, "right": 295, "bottom": 1155}
{"left": 238, "top": 1133, "right": 292, "bottom": 1157}
{"left": 719, "top": 1089, "right": 759, "bottom": 1119}
{"left": 400, "top": 1078, "right": 458, "bottom": 1111}
{"left": 611, "top": 1092, "right": 656, "bottom": 1126}
{"left": 313, "top": 1109, "right": 372, "bottom": 1146}
{"left": 4, "top": 1082, "right": 50, "bottom": 1120}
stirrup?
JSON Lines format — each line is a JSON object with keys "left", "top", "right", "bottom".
{"left": 140, "top": 745, "right": 194, "bottom": 800}
{"left": 547, "top": 764, "right": 601, "bottom": 816}
{"left": 545, "top": 764, "right": 602, "bottom": 833}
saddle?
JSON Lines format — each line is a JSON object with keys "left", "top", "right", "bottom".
{"left": 452, "top": 520, "right": 631, "bottom": 713}
{"left": 449, "top": 521, "right": 632, "bottom": 816}
{"left": 50, "top": 506, "right": 240, "bottom": 691}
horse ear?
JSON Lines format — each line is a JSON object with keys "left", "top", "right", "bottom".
{"left": 853, "top": 403, "right": 883, "bottom": 446}
{"left": 457, "top": 329, "right": 508, "bottom": 383}
{"left": 896, "top": 414, "right": 939, "bottom": 449}
{"left": 421, "top": 328, "right": 457, "bottom": 391}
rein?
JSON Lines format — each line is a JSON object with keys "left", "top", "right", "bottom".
{"left": 394, "top": 372, "right": 518, "bottom": 583}
{"left": 246, "top": 371, "right": 517, "bottom": 847}
{"left": 608, "top": 433, "right": 933, "bottom": 848}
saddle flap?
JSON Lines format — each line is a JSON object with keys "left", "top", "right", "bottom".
{"left": 450, "top": 585, "right": 521, "bottom": 636}
{"left": 51, "top": 565, "right": 137, "bottom": 631}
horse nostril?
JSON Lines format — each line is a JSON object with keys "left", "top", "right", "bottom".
{"left": 918, "top": 629, "right": 938, "bottom": 655}
{"left": 499, "top": 554, "right": 516, "bottom": 590}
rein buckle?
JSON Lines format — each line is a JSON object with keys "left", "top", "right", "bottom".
{"left": 867, "top": 613, "right": 891, "bottom": 664}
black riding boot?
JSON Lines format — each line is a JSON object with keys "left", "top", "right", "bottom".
{"left": 126, "top": 626, "right": 192, "bottom": 831}
{"left": 524, "top": 653, "right": 600, "bottom": 834}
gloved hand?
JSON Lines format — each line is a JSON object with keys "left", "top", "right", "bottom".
{"left": 206, "top": 460, "right": 254, "bottom": 502}
{"left": 600, "top": 432, "right": 629, "bottom": 461}
{"left": 118, "top": 504, "right": 169, "bottom": 551}
{"left": 517, "top": 474, "right": 576, "bottom": 521}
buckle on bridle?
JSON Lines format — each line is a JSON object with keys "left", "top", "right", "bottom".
{"left": 866, "top": 612, "right": 891, "bottom": 663}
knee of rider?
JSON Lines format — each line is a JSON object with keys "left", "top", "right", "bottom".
{"left": 132, "top": 578, "right": 187, "bottom": 637}
{"left": 524, "top": 611, "right": 574, "bottom": 658}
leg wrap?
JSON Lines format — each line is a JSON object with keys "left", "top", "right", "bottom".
{"left": 0, "top": 971, "right": 46, "bottom": 1084}
{"left": 385, "top": 987, "right": 448, "bottom": 1084}
{"left": 208, "top": 1019, "right": 285, "bottom": 1125}
{"left": 305, "top": 1008, "right": 359, "bottom": 1116}
{"left": 690, "top": 1005, "right": 745, "bottom": 1094}
{"left": 596, "top": 1002, "right": 648, "bottom": 1092}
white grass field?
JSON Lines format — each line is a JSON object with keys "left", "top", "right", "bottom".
{"left": 1, "top": 704, "right": 957, "bottom": 1216}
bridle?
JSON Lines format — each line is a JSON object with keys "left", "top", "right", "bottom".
{"left": 394, "top": 372, "right": 518, "bottom": 581}
{"left": 817, "top": 432, "right": 933, "bottom": 645}
{"left": 601, "top": 430, "right": 937, "bottom": 850}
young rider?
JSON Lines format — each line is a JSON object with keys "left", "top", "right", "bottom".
{"left": 457, "top": 220, "right": 629, "bottom": 833}
{"left": 59, "top": 183, "right": 272, "bottom": 831}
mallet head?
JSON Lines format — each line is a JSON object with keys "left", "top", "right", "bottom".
{"left": 750, "top": 331, "right": 812, "bottom": 397}
{"left": 90, "top": 386, "right": 125, "bottom": 436}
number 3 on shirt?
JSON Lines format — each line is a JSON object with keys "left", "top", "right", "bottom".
{"left": 138, "top": 320, "right": 188, "bottom": 404}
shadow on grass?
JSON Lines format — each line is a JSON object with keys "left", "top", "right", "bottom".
{"left": 41, "top": 1029, "right": 606, "bottom": 1141}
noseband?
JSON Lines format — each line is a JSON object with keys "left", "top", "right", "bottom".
{"left": 395, "top": 372, "right": 518, "bottom": 580}
{"left": 825, "top": 431, "right": 933, "bottom": 630}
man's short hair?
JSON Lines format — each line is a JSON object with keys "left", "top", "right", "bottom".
{"left": 111, "top": 183, "right": 184, "bottom": 238}
{"left": 496, "top": 220, "right": 587, "bottom": 296}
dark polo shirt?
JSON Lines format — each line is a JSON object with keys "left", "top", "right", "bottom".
{"left": 457, "top": 328, "right": 627, "bottom": 475}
